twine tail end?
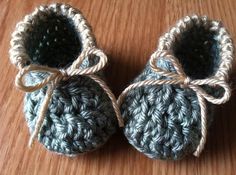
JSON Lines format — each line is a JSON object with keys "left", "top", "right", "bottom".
{"left": 193, "top": 150, "right": 201, "bottom": 157}
{"left": 28, "top": 135, "right": 36, "bottom": 149}
{"left": 118, "top": 118, "right": 124, "bottom": 127}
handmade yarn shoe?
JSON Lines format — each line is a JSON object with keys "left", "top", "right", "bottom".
{"left": 9, "top": 3, "right": 123, "bottom": 156}
{"left": 118, "top": 15, "right": 234, "bottom": 159}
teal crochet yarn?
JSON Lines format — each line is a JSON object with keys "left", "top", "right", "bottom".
{"left": 119, "top": 15, "right": 234, "bottom": 160}
{"left": 9, "top": 3, "right": 119, "bottom": 156}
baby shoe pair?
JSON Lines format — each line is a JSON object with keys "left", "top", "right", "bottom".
{"left": 10, "top": 3, "right": 234, "bottom": 160}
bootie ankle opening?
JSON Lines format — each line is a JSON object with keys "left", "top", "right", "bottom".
{"left": 158, "top": 15, "right": 233, "bottom": 80}
{"left": 172, "top": 25, "right": 219, "bottom": 79}
{"left": 25, "top": 12, "right": 82, "bottom": 68}
{"left": 10, "top": 4, "right": 96, "bottom": 69}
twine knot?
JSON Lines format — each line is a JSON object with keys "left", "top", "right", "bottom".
{"left": 118, "top": 50, "right": 231, "bottom": 157}
{"left": 15, "top": 47, "right": 124, "bottom": 148}
{"left": 59, "top": 69, "right": 69, "bottom": 78}
{"left": 184, "top": 77, "right": 191, "bottom": 85}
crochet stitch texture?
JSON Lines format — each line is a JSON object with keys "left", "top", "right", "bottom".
{"left": 120, "top": 15, "right": 234, "bottom": 159}
{"left": 10, "top": 4, "right": 118, "bottom": 156}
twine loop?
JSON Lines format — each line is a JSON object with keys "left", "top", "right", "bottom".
{"left": 118, "top": 50, "right": 231, "bottom": 157}
{"left": 15, "top": 47, "right": 124, "bottom": 148}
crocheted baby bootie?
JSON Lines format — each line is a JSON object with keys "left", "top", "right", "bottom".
{"left": 10, "top": 3, "right": 123, "bottom": 156}
{"left": 118, "top": 15, "right": 234, "bottom": 159}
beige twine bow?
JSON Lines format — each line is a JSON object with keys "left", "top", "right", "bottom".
{"left": 117, "top": 50, "right": 231, "bottom": 157}
{"left": 15, "top": 47, "right": 124, "bottom": 148}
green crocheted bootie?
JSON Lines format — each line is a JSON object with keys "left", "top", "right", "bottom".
{"left": 10, "top": 3, "right": 122, "bottom": 156}
{"left": 118, "top": 15, "right": 234, "bottom": 159}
